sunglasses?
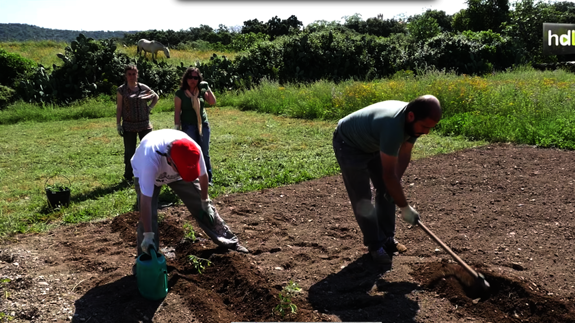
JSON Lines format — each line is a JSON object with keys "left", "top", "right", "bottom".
{"left": 188, "top": 76, "right": 200, "bottom": 80}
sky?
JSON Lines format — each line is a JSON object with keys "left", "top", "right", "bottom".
{"left": 0, "top": 0, "right": 468, "bottom": 32}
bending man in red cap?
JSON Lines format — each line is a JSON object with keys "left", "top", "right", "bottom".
{"left": 131, "top": 128, "right": 249, "bottom": 257}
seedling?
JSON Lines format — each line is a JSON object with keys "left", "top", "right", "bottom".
{"left": 187, "top": 255, "right": 211, "bottom": 274}
{"left": 183, "top": 222, "right": 196, "bottom": 242}
{"left": 273, "top": 280, "right": 302, "bottom": 318}
{"left": 1, "top": 278, "right": 11, "bottom": 300}
{"left": 0, "top": 311, "right": 15, "bottom": 321}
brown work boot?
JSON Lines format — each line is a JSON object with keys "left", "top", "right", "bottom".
{"left": 386, "top": 239, "right": 408, "bottom": 254}
{"left": 395, "top": 242, "right": 408, "bottom": 253}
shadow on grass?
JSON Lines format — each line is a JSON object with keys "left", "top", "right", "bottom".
{"left": 308, "top": 254, "right": 420, "bottom": 322}
{"left": 35, "top": 180, "right": 182, "bottom": 223}
{"left": 36, "top": 180, "right": 134, "bottom": 217}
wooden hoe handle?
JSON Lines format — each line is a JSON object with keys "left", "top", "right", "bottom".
{"left": 417, "top": 219, "right": 479, "bottom": 279}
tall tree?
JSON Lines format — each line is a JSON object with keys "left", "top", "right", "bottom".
{"left": 364, "top": 17, "right": 407, "bottom": 37}
{"left": 453, "top": 0, "right": 510, "bottom": 32}
{"left": 242, "top": 19, "right": 267, "bottom": 34}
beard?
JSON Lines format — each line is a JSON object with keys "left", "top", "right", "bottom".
{"left": 406, "top": 121, "right": 418, "bottom": 138}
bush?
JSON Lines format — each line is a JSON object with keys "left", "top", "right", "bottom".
{"left": 0, "top": 49, "right": 36, "bottom": 87}
{"left": 411, "top": 31, "right": 520, "bottom": 75}
{"left": 228, "top": 32, "right": 270, "bottom": 51}
{"left": 15, "top": 33, "right": 183, "bottom": 104}
{"left": 0, "top": 85, "right": 15, "bottom": 109}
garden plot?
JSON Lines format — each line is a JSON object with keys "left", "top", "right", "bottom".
{"left": 1, "top": 144, "right": 574, "bottom": 322}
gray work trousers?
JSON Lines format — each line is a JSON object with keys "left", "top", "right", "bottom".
{"left": 332, "top": 128, "right": 396, "bottom": 252}
{"left": 134, "top": 178, "right": 239, "bottom": 256}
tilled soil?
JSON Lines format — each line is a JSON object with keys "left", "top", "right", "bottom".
{"left": 1, "top": 143, "right": 574, "bottom": 323}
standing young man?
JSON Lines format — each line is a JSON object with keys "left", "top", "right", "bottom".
{"left": 131, "top": 129, "right": 248, "bottom": 257}
{"left": 333, "top": 95, "right": 442, "bottom": 264}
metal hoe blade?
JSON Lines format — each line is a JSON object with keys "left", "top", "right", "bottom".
{"left": 417, "top": 219, "right": 490, "bottom": 290}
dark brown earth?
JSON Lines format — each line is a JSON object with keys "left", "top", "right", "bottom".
{"left": 1, "top": 143, "right": 575, "bottom": 323}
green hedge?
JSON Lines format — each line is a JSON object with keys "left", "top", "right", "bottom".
{"left": 0, "top": 48, "right": 36, "bottom": 87}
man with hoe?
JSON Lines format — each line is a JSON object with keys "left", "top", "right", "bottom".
{"left": 131, "top": 128, "right": 249, "bottom": 261}
{"left": 333, "top": 95, "right": 442, "bottom": 264}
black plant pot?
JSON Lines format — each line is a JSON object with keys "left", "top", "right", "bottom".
{"left": 45, "top": 188, "right": 71, "bottom": 208}
{"left": 45, "top": 175, "right": 71, "bottom": 208}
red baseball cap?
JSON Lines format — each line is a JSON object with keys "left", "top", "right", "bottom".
{"left": 169, "top": 138, "right": 201, "bottom": 182}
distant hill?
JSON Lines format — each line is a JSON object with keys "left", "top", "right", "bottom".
{"left": 0, "top": 23, "right": 140, "bottom": 42}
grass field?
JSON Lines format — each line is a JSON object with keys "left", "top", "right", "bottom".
{"left": 0, "top": 41, "right": 236, "bottom": 68}
{"left": 219, "top": 67, "right": 575, "bottom": 149}
{"left": 2, "top": 45, "right": 574, "bottom": 238}
{"left": 0, "top": 104, "right": 487, "bottom": 237}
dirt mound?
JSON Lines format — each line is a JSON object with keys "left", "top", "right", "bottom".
{"left": 413, "top": 262, "right": 575, "bottom": 322}
{"left": 1, "top": 144, "right": 575, "bottom": 322}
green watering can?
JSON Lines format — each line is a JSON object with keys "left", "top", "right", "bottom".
{"left": 136, "top": 247, "right": 168, "bottom": 300}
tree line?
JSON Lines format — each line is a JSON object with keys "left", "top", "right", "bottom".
{"left": 0, "top": 23, "right": 137, "bottom": 42}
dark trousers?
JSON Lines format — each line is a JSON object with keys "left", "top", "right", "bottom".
{"left": 134, "top": 178, "right": 239, "bottom": 256}
{"left": 182, "top": 122, "right": 213, "bottom": 182}
{"left": 123, "top": 129, "right": 152, "bottom": 180}
{"left": 332, "top": 129, "right": 396, "bottom": 252}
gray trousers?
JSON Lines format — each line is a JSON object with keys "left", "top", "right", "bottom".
{"left": 134, "top": 178, "right": 239, "bottom": 256}
{"left": 332, "top": 129, "right": 396, "bottom": 252}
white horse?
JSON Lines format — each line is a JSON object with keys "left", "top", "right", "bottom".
{"left": 137, "top": 39, "right": 171, "bottom": 60}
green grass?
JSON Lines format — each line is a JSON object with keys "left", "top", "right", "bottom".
{"left": 0, "top": 41, "right": 236, "bottom": 69}
{"left": 219, "top": 67, "right": 575, "bottom": 149}
{"left": 0, "top": 94, "right": 176, "bottom": 125}
{"left": 0, "top": 40, "right": 68, "bottom": 67}
{"left": 0, "top": 106, "right": 485, "bottom": 238}
{"left": 14, "top": 66, "right": 575, "bottom": 238}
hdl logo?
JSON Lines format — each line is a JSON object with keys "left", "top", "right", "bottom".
{"left": 543, "top": 23, "right": 575, "bottom": 55}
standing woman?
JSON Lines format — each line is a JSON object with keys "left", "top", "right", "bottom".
{"left": 174, "top": 67, "right": 216, "bottom": 184}
{"left": 116, "top": 64, "right": 159, "bottom": 181}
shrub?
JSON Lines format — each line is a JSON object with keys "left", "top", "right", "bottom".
{"left": 0, "top": 85, "right": 16, "bottom": 109}
{"left": 0, "top": 48, "right": 36, "bottom": 87}
{"left": 411, "top": 31, "right": 520, "bottom": 75}
{"left": 15, "top": 34, "right": 183, "bottom": 104}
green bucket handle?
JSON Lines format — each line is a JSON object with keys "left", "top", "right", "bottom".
{"left": 44, "top": 174, "right": 71, "bottom": 191}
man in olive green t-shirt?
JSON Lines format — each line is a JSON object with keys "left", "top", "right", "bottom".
{"left": 333, "top": 95, "right": 442, "bottom": 265}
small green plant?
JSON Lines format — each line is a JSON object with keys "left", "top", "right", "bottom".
{"left": 46, "top": 184, "right": 68, "bottom": 192}
{"left": 0, "top": 311, "right": 15, "bottom": 321}
{"left": 183, "top": 222, "right": 196, "bottom": 242}
{"left": 1, "top": 278, "right": 11, "bottom": 300}
{"left": 187, "top": 255, "right": 212, "bottom": 274}
{"left": 273, "top": 280, "right": 302, "bottom": 318}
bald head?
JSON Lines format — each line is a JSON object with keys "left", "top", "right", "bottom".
{"left": 405, "top": 94, "right": 442, "bottom": 122}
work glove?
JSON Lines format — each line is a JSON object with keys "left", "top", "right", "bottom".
{"left": 173, "top": 124, "right": 181, "bottom": 131}
{"left": 199, "top": 81, "right": 210, "bottom": 92}
{"left": 200, "top": 198, "right": 215, "bottom": 226}
{"left": 141, "top": 232, "right": 156, "bottom": 255}
{"left": 116, "top": 123, "right": 124, "bottom": 136}
{"left": 400, "top": 205, "right": 420, "bottom": 225}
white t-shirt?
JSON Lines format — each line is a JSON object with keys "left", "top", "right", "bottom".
{"left": 131, "top": 129, "right": 207, "bottom": 197}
